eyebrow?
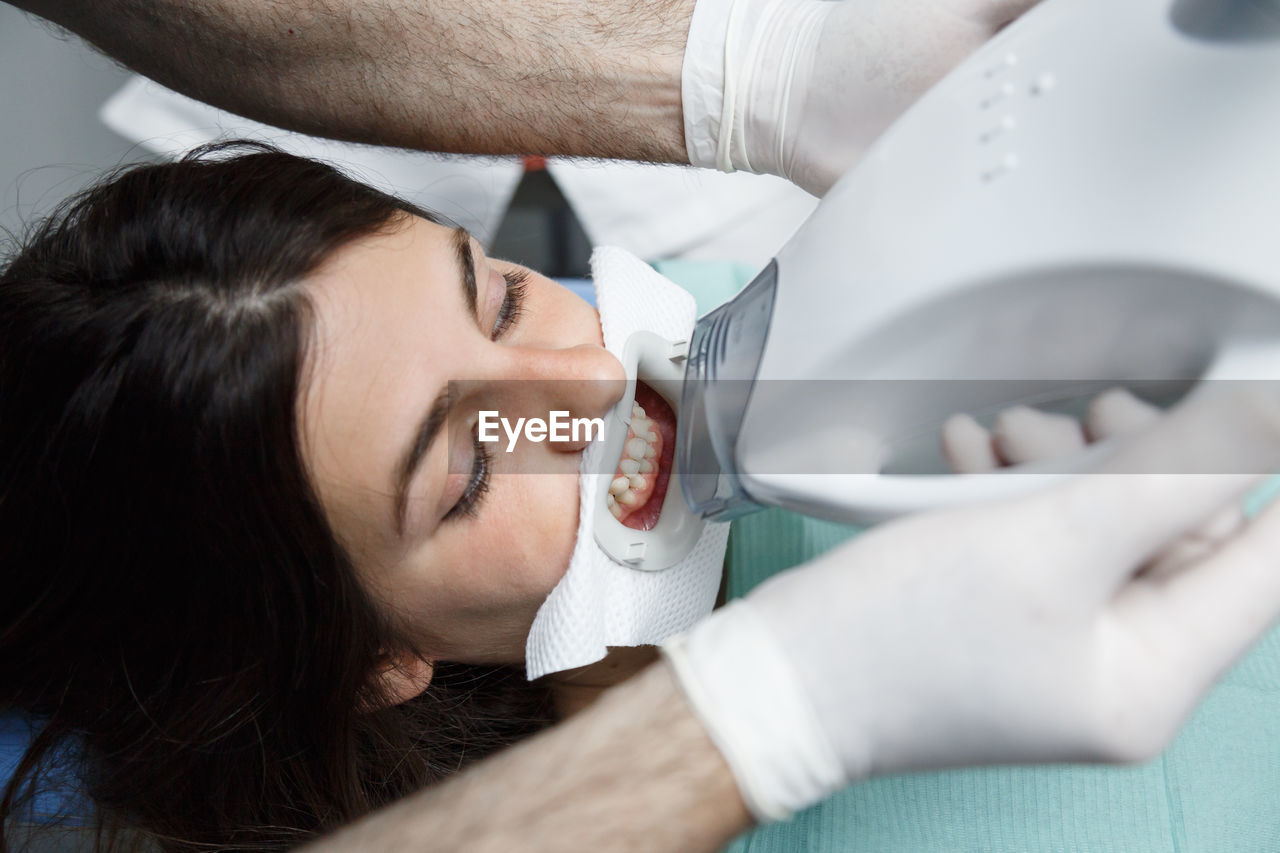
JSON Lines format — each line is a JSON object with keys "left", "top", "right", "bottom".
{"left": 390, "top": 227, "right": 481, "bottom": 536}
{"left": 452, "top": 226, "right": 478, "bottom": 318}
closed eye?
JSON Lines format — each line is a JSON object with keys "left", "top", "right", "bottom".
{"left": 444, "top": 424, "right": 492, "bottom": 522}
{"left": 491, "top": 269, "right": 530, "bottom": 340}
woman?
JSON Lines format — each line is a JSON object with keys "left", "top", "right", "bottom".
{"left": 0, "top": 142, "right": 637, "bottom": 851}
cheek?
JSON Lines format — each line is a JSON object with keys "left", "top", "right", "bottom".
{"left": 500, "top": 470, "right": 582, "bottom": 588}
{"left": 407, "top": 470, "right": 581, "bottom": 618}
{"left": 358, "top": 467, "right": 585, "bottom": 664}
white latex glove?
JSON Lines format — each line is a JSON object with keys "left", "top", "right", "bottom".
{"left": 942, "top": 387, "right": 1164, "bottom": 472}
{"left": 943, "top": 389, "right": 1248, "bottom": 581}
{"left": 682, "top": 0, "right": 1043, "bottom": 195}
{"left": 665, "top": 382, "right": 1280, "bottom": 821}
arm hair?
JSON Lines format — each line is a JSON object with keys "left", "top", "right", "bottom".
{"left": 301, "top": 661, "right": 752, "bottom": 852}
{"left": 11, "top": 0, "right": 692, "bottom": 163}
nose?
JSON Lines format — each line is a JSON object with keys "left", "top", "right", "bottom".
{"left": 504, "top": 344, "right": 627, "bottom": 451}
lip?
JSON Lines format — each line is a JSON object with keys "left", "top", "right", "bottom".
{"left": 610, "top": 381, "right": 677, "bottom": 531}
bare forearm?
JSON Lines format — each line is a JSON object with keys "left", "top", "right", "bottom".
{"left": 302, "top": 661, "right": 750, "bottom": 852}
{"left": 13, "top": 0, "right": 691, "bottom": 163}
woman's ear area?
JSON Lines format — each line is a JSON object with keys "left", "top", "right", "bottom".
{"left": 364, "top": 651, "right": 435, "bottom": 709}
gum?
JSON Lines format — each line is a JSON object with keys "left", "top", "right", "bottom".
{"left": 613, "top": 381, "right": 677, "bottom": 531}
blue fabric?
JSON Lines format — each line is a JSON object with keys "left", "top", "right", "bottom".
{"left": 0, "top": 713, "right": 28, "bottom": 784}
{"left": 0, "top": 714, "right": 89, "bottom": 824}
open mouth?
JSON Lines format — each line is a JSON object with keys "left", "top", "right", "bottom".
{"left": 606, "top": 381, "right": 677, "bottom": 531}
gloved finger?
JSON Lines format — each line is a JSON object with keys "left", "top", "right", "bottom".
{"left": 992, "top": 405, "right": 1086, "bottom": 466}
{"left": 1097, "top": 382, "right": 1280, "bottom": 476}
{"left": 1084, "top": 388, "right": 1162, "bottom": 442}
{"left": 1110, "top": 497, "right": 1280, "bottom": 712}
{"left": 1140, "top": 505, "right": 1247, "bottom": 582}
{"left": 943, "top": 392, "right": 1160, "bottom": 474}
{"left": 941, "top": 413, "right": 1000, "bottom": 472}
{"left": 1053, "top": 382, "right": 1280, "bottom": 584}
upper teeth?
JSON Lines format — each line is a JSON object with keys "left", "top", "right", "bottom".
{"left": 610, "top": 402, "right": 662, "bottom": 521}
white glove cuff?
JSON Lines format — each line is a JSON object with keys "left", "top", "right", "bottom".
{"left": 682, "top": 0, "right": 831, "bottom": 177}
{"left": 662, "top": 599, "right": 847, "bottom": 822}
{"left": 681, "top": 0, "right": 736, "bottom": 170}
{"left": 738, "top": 0, "right": 830, "bottom": 180}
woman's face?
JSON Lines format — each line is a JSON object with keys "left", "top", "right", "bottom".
{"left": 300, "top": 215, "right": 624, "bottom": 666}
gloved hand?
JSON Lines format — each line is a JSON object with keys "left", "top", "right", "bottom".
{"left": 664, "top": 381, "right": 1280, "bottom": 821}
{"left": 682, "top": 0, "right": 1044, "bottom": 195}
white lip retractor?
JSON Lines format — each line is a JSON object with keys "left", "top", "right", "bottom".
{"left": 593, "top": 331, "right": 709, "bottom": 570}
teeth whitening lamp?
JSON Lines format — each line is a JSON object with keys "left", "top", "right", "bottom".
{"left": 669, "top": 0, "right": 1280, "bottom": 529}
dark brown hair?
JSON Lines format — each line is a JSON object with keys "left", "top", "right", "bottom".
{"left": 0, "top": 143, "right": 552, "bottom": 851}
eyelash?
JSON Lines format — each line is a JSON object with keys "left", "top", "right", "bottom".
{"left": 447, "top": 269, "right": 530, "bottom": 521}
{"left": 445, "top": 427, "right": 493, "bottom": 522}
{"left": 491, "top": 269, "right": 530, "bottom": 340}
